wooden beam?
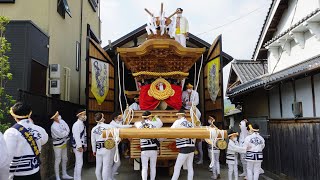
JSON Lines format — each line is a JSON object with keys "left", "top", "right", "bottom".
{"left": 103, "top": 127, "right": 227, "bottom": 139}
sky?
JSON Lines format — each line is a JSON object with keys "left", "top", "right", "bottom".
{"left": 99, "top": 0, "right": 272, "bottom": 96}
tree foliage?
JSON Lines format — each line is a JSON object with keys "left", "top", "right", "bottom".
{"left": 0, "top": 16, "right": 15, "bottom": 130}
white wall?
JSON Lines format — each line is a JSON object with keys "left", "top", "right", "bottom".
{"left": 281, "top": 82, "right": 295, "bottom": 118}
{"left": 268, "top": 0, "right": 320, "bottom": 73}
{"left": 269, "top": 85, "right": 281, "bottom": 118}
{"left": 295, "top": 77, "right": 313, "bottom": 117}
{"left": 314, "top": 74, "right": 320, "bottom": 117}
{"left": 275, "top": 0, "right": 319, "bottom": 36}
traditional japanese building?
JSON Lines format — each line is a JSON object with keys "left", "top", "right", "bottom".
{"left": 227, "top": 0, "right": 320, "bottom": 179}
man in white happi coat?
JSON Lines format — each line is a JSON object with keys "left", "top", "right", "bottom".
{"left": 205, "top": 116, "right": 221, "bottom": 179}
{"left": 238, "top": 119, "right": 249, "bottom": 178}
{"left": 50, "top": 111, "right": 73, "bottom": 180}
{"left": 243, "top": 124, "right": 265, "bottom": 180}
{"left": 129, "top": 95, "right": 140, "bottom": 111}
{"left": 171, "top": 8, "right": 189, "bottom": 47}
{"left": 109, "top": 112, "right": 133, "bottom": 179}
{"left": 71, "top": 109, "right": 87, "bottom": 180}
{"left": 134, "top": 111, "right": 163, "bottom": 180}
{"left": 91, "top": 112, "right": 114, "bottom": 180}
{"left": 182, "top": 83, "right": 201, "bottom": 120}
{"left": 226, "top": 131, "right": 247, "bottom": 180}
{"left": 4, "top": 102, "right": 48, "bottom": 180}
{"left": 0, "top": 131, "right": 10, "bottom": 180}
{"left": 171, "top": 109, "right": 195, "bottom": 180}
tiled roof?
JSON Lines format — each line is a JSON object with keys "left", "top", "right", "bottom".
{"left": 231, "top": 60, "right": 268, "bottom": 83}
{"left": 227, "top": 55, "right": 320, "bottom": 97}
{"left": 264, "top": 8, "right": 320, "bottom": 47}
{"left": 251, "top": 0, "right": 276, "bottom": 59}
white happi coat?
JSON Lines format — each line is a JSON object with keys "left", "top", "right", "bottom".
{"left": 0, "top": 132, "right": 10, "bottom": 179}
{"left": 91, "top": 123, "right": 114, "bottom": 155}
{"left": 4, "top": 119, "right": 48, "bottom": 176}
{"left": 129, "top": 102, "right": 140, "bottom": 111}
{"left": 244, "top": 132, "right": 265, "bottom": 162}
{"left": 72, "top": 119, "right": 87, "bottom": 149}
{"left": 226, "top": 140, "right": 246, "bottom": 165}
{"left": 134, "top": 118, "right": 163, "bottom": 149}
{"left": 170, "top": 16, "right": 189, "bottom": 37}
{"left": 182, "top": 90, "right": 201, "bottom": 119}
{"left": 171, "top": 117, "right": 195, "bottom": 148}
{"left": 51, "top": 119, "right": 70, "bottom": 147}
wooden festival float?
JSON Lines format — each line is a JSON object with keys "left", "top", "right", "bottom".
{"left": 112, "top": 4, "right": 227, "bottom": 172}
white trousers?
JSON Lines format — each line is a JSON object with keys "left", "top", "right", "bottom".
{"left": 54, "top": 146, "right": 69, "bottom": 178}
{"left": 228, "top": 163, "right": 238, "bottom": 180}
{"left": 111, "top": 148, "right": 120, "bottom": 179}
{"left": 240, "top": 153, "right": 247, "bottom": 175}
{"left": 141, "top": 150, "right": 158, "bottom": 180}
{"left": 0, "top": 167, "right": 9, "bottom": 180}
{"left": 171, "top": 152, "right": 194, "bottom": 180}
{"left": 208, "top": 149, "right": 220, "bottom": 178}
{"left": 175, "top": 34, "right": 187, "bottom": 47}
{"left": 95, "top": 150, "right": 114, "bottom": 180}
{"left": 247, "top": 161, "right": 261, "bottom": 180}
{"left": 73, "top": 149, "right": 83, "bottom": 180}
{"left": 196, "top": 141, "right": 203, "bottom": 163}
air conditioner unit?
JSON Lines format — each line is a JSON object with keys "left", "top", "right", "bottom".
{"left": 49, "top": 64, "right": 61, "bottom": 78}
{"left": 292, "top": 102, "right": 302, "bottom": 117}
{"left": 49, "top": 79, "right": 60, "bottom": 94}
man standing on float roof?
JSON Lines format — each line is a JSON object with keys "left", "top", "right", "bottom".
{"left": 172, "top": 8, "right": 189, "bottom": 47}
{"left": 134, "top": 111, "right": 163, "bottom": 180}
{"left": 171, "top": 109, "right": 195, "bottom": 180}
{"left": 72, "top": 109, "right": 88, "bottom": 180}
{"left": 3, "top": 102, "right": 48, "bottom": 180}
{"left": 50, "top": 111, "right": 73, "bottom": 180}
{"left": 91, "top": 112, "right": 114, "bottom": 180}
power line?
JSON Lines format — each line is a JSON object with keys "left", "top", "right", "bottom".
{"left": 196, "top": 3, "right": 269, "bottom": 36}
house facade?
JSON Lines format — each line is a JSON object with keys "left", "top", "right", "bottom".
{"left": 1, "top": 0, "right": 101, "bottom": 104}
{"left": 227, "top": 0, "right": 320, "bottom": 179}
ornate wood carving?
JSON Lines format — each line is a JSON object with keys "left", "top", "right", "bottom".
{"left": 117, "top": 39, "right": 205, "bottom": 80}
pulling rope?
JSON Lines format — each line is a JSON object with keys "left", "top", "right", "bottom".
{"left": 194, "top": 62, "right": 197, "bottom": 87}
{"left": 195, "top": 54, "right": 204, "bottom": 91}
{"left": 117, "top": 53, "right": 123, "bottom": 114}
{"left": 123, "top": 105, "right": 135, "bottom": 125}
{"left": 122, "top": 62, "right": 128, "bottom": 105}
{"left": 112, "top": 128, "right": 121, "bottom": 163}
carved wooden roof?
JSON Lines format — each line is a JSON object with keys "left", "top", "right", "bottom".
{"left": 117, "top": 39, "right": 205, "bottom": 80}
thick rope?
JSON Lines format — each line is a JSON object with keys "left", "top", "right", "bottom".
{"left": 123, "top": 106, "right": 135, "bottom": 125}
{"left": 194, "top": 62, "right": 197, "bottom": 87}
{"left": 117, "top": 54, "right": 123, "bottom": 114}
{"left": 112, "top": 128, "right": 121, "bottom": 163}
{"left": 122, "top": 62, "right": 128, "bottom": 105}
{"left": 195, "top": 54, "right": 204, "bottom": 91}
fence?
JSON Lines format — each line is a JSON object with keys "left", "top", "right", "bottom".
{"left": 17, "top": 89, "right": 85, "bottom": 136}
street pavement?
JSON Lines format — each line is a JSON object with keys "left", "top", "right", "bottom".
{"left": 64, "top": 158, "right": 260, "bottom": 180}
